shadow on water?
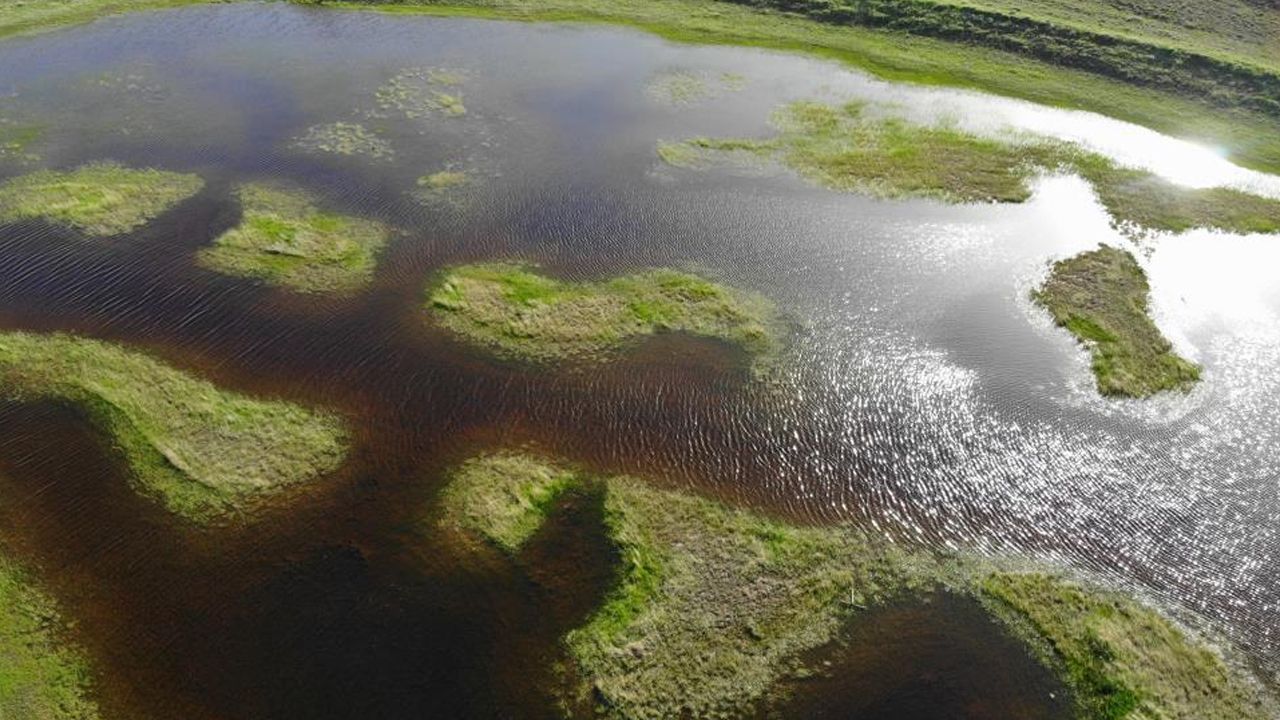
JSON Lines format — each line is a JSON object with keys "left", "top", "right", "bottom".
{"left": 766, "top": 593, "right": 1073, "bottom": 720}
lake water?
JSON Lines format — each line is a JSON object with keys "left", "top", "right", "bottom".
{"left": 0, "top": 3, "right": 1278, "bottom": 717}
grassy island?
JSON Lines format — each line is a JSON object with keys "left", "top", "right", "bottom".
{"left": 438, "top": 453, "right": 930, "bottom": 718}
{"left": 426, "top": 264, "right": 782, "bottom": 369}
{"left": 436, "top": 451, "right": 1274, "bottom": 719}
{"left": 0, "top": 555, "right": 100, "bottom": 720}
{"left": 661, "top": 101, "right": 1280, "bottom": 235}
{"left": 0, "top": 332, "right": 349, "bottom": 523}
{"left": 198, "top": 182, "right": 390, "bottom": 294}
{"left": 0, "top": 162, "right": 203, "bottom": 237}
{"left": 1033, "top": 245, "right": 1200, "bottom": 398}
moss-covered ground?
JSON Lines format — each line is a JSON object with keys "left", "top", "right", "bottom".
{"left": 0, "top": 162, "right": 203, "bottom": 237}
{"left": 661, "top": 101, "right": 1280, "bottom": 235}
{"left": 426, "top": 263, "right": 783, "bottom": 370}
{"left": 198, "top": 182, "right": 389, "bottom": 294}
{"left": 0, "top": 332, "right": 349, "bottom": 523}
{"left": 436, "top": 451, "right": 1275, "bottom": 719}
{"left": 0, "top": 554, "right": 99, "bottom": 720}
{"left": 1033, "top": 245, "right": 1200, "bottom": 398}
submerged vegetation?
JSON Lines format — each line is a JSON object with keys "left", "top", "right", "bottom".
{"left": 438, "top": 451, "right": 1274, "bottom": 719}
{"left": 645, "top": 70, "right": 744, "bottom": 106}
{"left": 0, "top": 162, "right": 203, "bottom": 236}
{"left": 0, "top": 120, "right": 42, "bottom": 164}
{"left": 198, "top": 182, "right": 389, "bottom": 294}
{"left": 0, "top": 555, "right": 99, "bottom": 720}
{"left": 291, "top": 122, "right": 394, "bottom": 160}
{"left": 660, "top": 100, "right": 1280, "bottom": 235}
{"left": 1033, "top": 245, "right": 1200, "bottom": 398}
{"left": 426, "top": 263, "right": 782, "bottom": 369}
{"left": 0, "top": 332, "right": 349, "bottom": 523}
{"left": 372, "top": 67, "right": 468, "bottom": 119}
{"left": 413, "top": 168, "right": 471, "bottom": 204}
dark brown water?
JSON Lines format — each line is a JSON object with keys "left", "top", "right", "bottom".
{"left": 1, "top": 3, "right": 1278, "bottom": 717}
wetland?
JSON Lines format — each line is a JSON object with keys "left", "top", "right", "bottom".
{"left": 0, "top": 2, "right": 1279, "bottom": 719}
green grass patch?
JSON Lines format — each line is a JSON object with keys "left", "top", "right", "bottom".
{"left": 198, "top": 182, "right": 390, "bottom": 294}
{"left": 1033, "top": 245, "right": 1200, "bottom": 398}
{"left": 662, "top": 101, "right": 1280, "bottom": 234}
{"left": 0, "top": 555, "right": 99, "bottom": 720}
{"left": 0, "top": 162, "right": 203, "bottom": 237}
{"left": 981, "top": 572, "right": 1271, "bottom": 720}
{"left": 0, "top": 332, "right": 350, "bottom": 523}
{"left": 437, "top": 452, "right": 580, "bottom": 554}
{"left": 437, "top": 450, "right": 1278, "bottom": 719}
{"left": 425, "top": 263, "right": 783, "bottom": 370}
{"left": 291, "top": 122, "right": 394, "bottom": 160}
{"left": 0, "top": 0, "right": 218, "bottom": 39}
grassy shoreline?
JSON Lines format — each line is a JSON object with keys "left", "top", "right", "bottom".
{"left": 437, "top": 451, "right": 1276, "bottom": 719}
{"left": 325, "top": 0, "right": 1280, "bottom": 176}
{"left": 6, "top": 1, "right": 1280, "bottom": 173}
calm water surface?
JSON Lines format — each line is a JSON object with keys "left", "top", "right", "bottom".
{"left": 0, "top": 4, "right": 1278, "bottom": 717}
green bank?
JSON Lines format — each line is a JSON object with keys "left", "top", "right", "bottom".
{"left": 0, "top": 332, "right": 349, "bottom": 523}
{"left": 437, "top": 451, "right": 1275, "bottom": 719}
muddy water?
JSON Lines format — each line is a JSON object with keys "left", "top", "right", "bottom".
{"left": 0, "top": 3, "right": 1278, "bottom": 717}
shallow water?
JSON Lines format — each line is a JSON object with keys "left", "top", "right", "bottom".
{"left": 0, "top": 3, "right": 1278, "bottom": 716}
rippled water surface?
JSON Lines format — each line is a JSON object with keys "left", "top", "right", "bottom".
{"left": 1, "top": 3, "right": 1279, "bottom": 717}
